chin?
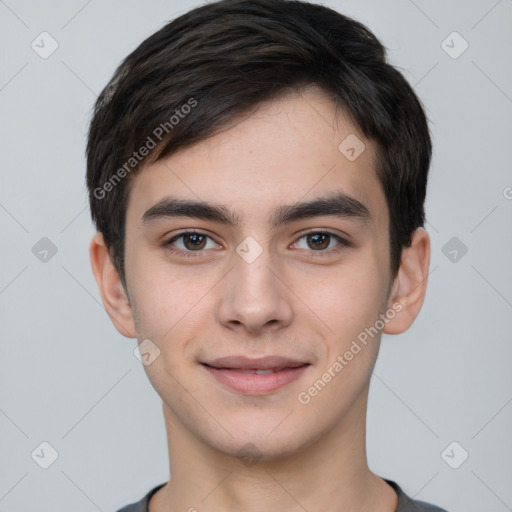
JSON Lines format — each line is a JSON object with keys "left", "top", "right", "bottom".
{"left": 203, "top": 422, "right": 315, "bottom": 463}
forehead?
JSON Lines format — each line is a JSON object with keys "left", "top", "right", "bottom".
{"left": 126, "top": 88, "right": 387, "bottom": 234}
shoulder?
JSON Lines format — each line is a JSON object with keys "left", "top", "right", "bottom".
{"left": 384, "top": 479, "right": 450, "bottom": 512}
{"left": 114, "top": 483, "right": 166, "bottom": 512}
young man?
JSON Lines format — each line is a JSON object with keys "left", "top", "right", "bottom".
{"left": 87, "top": 0, "right": 447, "bottom": 510}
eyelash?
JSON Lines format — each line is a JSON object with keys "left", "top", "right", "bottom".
{"left": 162, "top": 229, "right": 351, "bottom": 259}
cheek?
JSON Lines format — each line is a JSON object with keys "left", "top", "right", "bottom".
{"left": 296, "top": 259, "right": 385, "bottom": 340}
{"left": 128, "top": 251, "right": 214, "bottom": 340}
{"left": 293, "top": 266, "right": 386, "bottom": 416}
{"left": 128, "top": 262, "right": 206, "bottom": 397}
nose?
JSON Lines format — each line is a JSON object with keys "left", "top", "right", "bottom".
{"left": 215, "top": 244, "right": 294, "bottom": 336}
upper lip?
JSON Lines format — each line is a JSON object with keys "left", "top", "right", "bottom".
{"left": 202, "top": 356, "right": 309, "bottom": 370}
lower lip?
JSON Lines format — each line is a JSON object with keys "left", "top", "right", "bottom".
{"left": 202, "top": 364, "right": 310, "bottom": 394}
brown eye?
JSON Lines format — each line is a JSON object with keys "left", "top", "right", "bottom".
{"left": 292, "top": 231, "right": 351, "bottom": 258}
{"left": 306, "top": 232, "right": 330, "bottom": 250}
{"left": 182, "top": 233, "right": 207, "bottom": 250}
{"left": 164, "top": 230, "right": 219, "bottom": 257}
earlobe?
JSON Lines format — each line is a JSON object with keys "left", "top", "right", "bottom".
{"left": 89, "top": 232, "right": 137, "bottom": 339}
{"left": 383, "top": 228, "right": 431, "bottom": 335}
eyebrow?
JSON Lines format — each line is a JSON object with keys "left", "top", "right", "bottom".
{"left": 140, "top": 192, "right": 371, "bottom": 229}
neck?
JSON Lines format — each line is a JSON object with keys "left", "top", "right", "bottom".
{"left": 150, "top": 385, "right": 397, "bottom": 512}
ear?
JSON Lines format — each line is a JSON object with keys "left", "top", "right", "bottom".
{"left": 89, "top": 232, "right": 137, "bottom": 338}
{"left": 383, "top": 228, "right": 430, "bottom": 335}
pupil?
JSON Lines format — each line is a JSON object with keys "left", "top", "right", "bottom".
{"left": 185, "top": 233, "right": 206, "bottom": 250}
{"left": 308, "top": 233, "right": 329, "bottom": 250}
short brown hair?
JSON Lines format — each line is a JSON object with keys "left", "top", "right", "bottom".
{"left": 86, "top": 0, "right": 432, "bottom": 291}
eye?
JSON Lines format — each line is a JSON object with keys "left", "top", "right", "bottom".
{"left": 162, "top": 229, "right": 352, "bottom": 260}
{"left": 163, "top": 230, "right": 220, "bottom": 257}
{"left": 292, "top": 231, "right": 351, "bottom": 256}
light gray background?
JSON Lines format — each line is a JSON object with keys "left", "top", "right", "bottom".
{"left": 1, "top": 1, "right": 511, "bottom": 511}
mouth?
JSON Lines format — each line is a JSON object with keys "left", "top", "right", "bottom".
{"left": 200, "top": 356, "right": 311, "bottom": 394}
{"left": 202, "top": 355, "right": 310, "bottom": 371}
{"left": 202, "top": 364, "right": 309, "bottom": 374}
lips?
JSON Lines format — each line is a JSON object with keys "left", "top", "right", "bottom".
{"left": 202, "top": 355, "right": 309, "bottom": 373}
{"left": 201, "top": 356, "right": 311, "bottom": 394}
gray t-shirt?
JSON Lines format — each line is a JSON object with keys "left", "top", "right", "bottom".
{"left": 116, "top": 479, "right": 449, "bottom": 511}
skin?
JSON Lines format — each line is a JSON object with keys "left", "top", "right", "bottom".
{"left": 90, "top": 87, "right": 430, "bottom": 512}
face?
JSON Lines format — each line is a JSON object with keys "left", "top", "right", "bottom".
{"left": 122, "top": 88, "right": 395, "bottom": 460}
